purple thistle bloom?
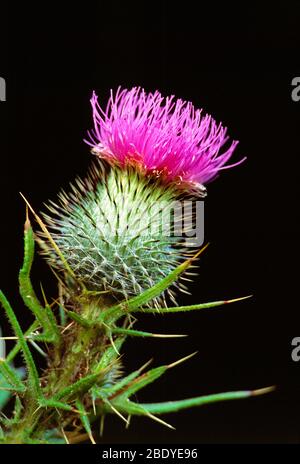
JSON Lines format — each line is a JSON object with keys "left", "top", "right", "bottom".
{"left": 85, "top": 87, "right": 245, "bottom": 186}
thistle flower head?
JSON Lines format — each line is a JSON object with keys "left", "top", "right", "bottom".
{"left": 85, "top": 87, "right": 244, "bottom": 188}
{"left": 40, "top": 87, "right": 243, "bottom": 305}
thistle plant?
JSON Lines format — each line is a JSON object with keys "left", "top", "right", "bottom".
{"left": 0, "top": 87, "right": 272, "bottom": 444}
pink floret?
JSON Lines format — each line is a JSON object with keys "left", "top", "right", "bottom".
{"left": 85, "top": 87, "right": 245, "bottom": 185}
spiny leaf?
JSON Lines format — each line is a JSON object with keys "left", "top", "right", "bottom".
{"left": 0, "top": 291, "right": 41, "bottom": 398}
{"left": 134, "top": 295, "right": 252, "bottom": 314}
{"left": 102, "top": 399, "right": 176, "bottom": 430}
{"left": 18, "top": 217, "right": 60, "bottom": 344}
{"left": 115, "top": 386, "right": 275, "bottom": 416}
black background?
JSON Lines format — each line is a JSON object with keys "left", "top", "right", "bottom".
{"left": 1, "top": 1, "right": 300, "bottom": 444}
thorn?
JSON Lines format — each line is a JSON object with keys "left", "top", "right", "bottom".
{"left": 88, "top": 430, "right": 96, "bottom": 445}
{"left": 24, "top": 205, "right": 31, "bottom": 231}
{"left": 102, "top": 321, "right": 120, "bottom": 356}
{"left": 150, "top": 333, "right": 188, "bottom": 338}
{"left": 61, "top": 321, "right": 74, "bottom": 334}
{"left": 29, "top": 340, "right": 48, "bottom": 358}
{"left": 137, "top": 358, "right": 153, "bottom": 373}
{"left": 105, "top": 400, "right": 129, "bottom": 425}
{"left": 100, "top": 414, "right": 105, "bottom": 437}
{"left": 146, "top": 411, "right": 175, "bottom": 430}
{"left": 49, "top": 296, "right": 60, "bottom": 309}
{"left": 0, "top": 334, "right": 43, "bottom": 341}
{"left": 60, "top": 427, "right": 70, "bottom": 444}
{"left": 167, "top": 351, "right": 198, "bottom": 369}
{"left": 0, "top": 327, "right": 5, "bottom": 359}
{"left": 92, "top": 395, "right": 96, "bottom": 416}
{"left": 186, "top": 243, "right": 209, "bottom": 265}
{"left": 250, "top": 386, "right": 276, "bottom": 396}
{"left": 32, "top": 404, "right": 43, "bottom": 416}
{"left": 225, "top": 295, "right": 253, "bottom": 304}
{"left": 126, "top": 313, "right": 137, "bottom": 327}
{"left": 109, "top": 334, "right": 120, "bottom": 356}
{"left": 126, "top": 414, "right": 131, "bottom": 429}
{"left": 39, "top": 283, "right": 50, "bottom": 307}
{"left": 49, "top": 266, "right": 68, "bottom": 292}
{"left": 71, "top": 407, "right": 83, "bottom": 414}
{"left": 178, "top": 289, "right": 192, "bottom": 296}
{"left": 0, "top": 411, "right": 9, "bottom": 421}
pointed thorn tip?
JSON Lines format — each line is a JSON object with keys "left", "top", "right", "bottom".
{"left": 251, "top": 385, "right": 276, "bottom": 397}
{"left": 225, "top": 294, "right": 253, "bottom": 304}
{"left": 167, "top": 351, "right": 198, "bottom": 369}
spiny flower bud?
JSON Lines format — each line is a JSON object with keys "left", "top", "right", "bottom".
{"left": 40, "top": 162, "right": 194, "bottom": 305}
